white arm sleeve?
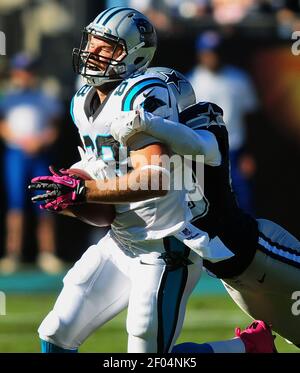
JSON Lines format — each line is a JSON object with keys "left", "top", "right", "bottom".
{"left": 143, "top": 113, "right": 221, "bottom": 166}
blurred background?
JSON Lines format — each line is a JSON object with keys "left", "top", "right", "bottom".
{"left": 0, "top": 0, "right": 300, "bottom": 352}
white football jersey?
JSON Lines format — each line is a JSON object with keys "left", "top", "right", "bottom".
{"left": 71, "top": 71, "right": 191, "bottom": 246}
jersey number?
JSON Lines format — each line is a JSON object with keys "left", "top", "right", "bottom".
{"left": 188, "top": 168, "right": 209, "bottom": 221}
{"left": 114, "top": 82, "right": 128, "bottom": 96}
{"left": 76, "top": 85, "right": 91, "bottom": 97}
{"left": 83, "top": 135, "right": 115, "bottom": 162}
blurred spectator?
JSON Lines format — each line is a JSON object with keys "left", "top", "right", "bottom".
{"left": 211, "top": 0, "right": 255, "bottom": 24}
{"left": 276, "top": 7, "right": 300, "bottom": 39}
{"left": 106, "top": 0, "right": 300, "bottom": 31}
{"left": 0, "top": 52, "right": 64, "bottom": 274}
{"left": 129, "top": 0, "right": 172, "bottom": 31}
{"left": 188, "top": 31, "right": 258, "bottom": 214}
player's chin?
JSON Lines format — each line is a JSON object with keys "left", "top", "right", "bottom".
{"left": 87, "top": 60, "right": 107, "bottom": 72}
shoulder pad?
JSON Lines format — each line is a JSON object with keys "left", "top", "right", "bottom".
{"left": 180, "top": 101, "right": 225, "bottom": 129}
{"left": 117, "top": 74, "right": 168, "bottom": 112}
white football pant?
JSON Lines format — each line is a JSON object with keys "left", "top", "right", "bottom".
{"left": 223, "top": 218, "right": 300, "bottom": 347}
{"left": 38, "top": 230, "right": 202, "bottom": 352}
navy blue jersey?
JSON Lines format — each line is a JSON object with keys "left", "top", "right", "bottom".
{"left": 180, "top": 102, "right": 258, "bottom": 278}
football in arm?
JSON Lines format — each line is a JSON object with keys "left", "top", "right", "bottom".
{"left": 66, "top": 168, "right": 116, "bottom": 227}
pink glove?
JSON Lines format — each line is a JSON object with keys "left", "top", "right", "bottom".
{"left": 28, "top": 166, "right": 86, "bottom": 211}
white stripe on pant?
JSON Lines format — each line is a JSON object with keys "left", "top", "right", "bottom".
{"left": 223, "top": 218, "right": 300, "bottom": 346}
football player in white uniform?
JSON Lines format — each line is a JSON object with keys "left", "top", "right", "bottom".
{"left": 28, "top": 7, "right": 202, "bottom": 353}
{"left": 111, "top": 67, "right": 300, "bottom": 352}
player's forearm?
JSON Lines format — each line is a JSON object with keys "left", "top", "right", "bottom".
{"left": 140, "top": 115, "right": 221, "bottom": 165}
{"left": 143, "top": 115, "right": 208, "bottom": 156}
{"left": 85, "top": 168, "right": 168, "bottom": 203}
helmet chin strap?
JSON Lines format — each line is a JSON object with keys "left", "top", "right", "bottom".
{"left": 83, "top": 75, "right": 122, "bottom": 87}
{"left": 127, "top": 42, "right": 145, "bottom": 55}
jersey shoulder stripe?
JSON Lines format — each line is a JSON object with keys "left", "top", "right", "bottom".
{"left": 122, "top": 78, "right": 167, "bottom": 111}
{"left": 180, "top": 101, "right": 224, "bottom": 129}
{"left": 180, "top": 102, "right": 223, "bottom": 121}
{"left": 70, "top": 96, "right": 75, "bottom": 125}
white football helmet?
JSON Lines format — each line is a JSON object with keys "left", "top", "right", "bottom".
{"left": 72, "top": 7, "right": 157, "bottom": 87}
{"left": 146, "top": 67, "right": 196, "bottom": 112}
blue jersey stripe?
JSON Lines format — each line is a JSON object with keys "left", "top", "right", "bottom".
{"left": 70, "top": 97, "right": 75, "bottom": 125}
{"left": 122, "top": 79, "right": 167, "bottom": 111}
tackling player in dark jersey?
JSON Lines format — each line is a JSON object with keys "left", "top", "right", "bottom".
{"left": 111, "top": 96, "right": 300, "bottom": 352}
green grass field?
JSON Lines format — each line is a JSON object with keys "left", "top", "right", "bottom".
{"left": 0, "top": 293, "right": 298, "bottom": 353}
